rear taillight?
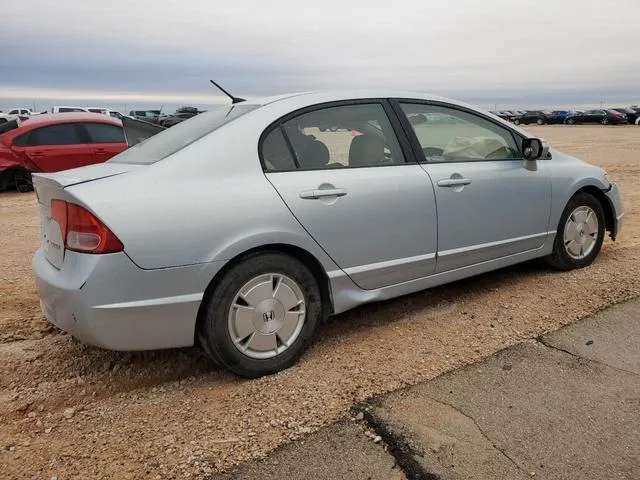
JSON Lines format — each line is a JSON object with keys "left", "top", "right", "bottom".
{"left": 50, "top": 200, "right": 123, "bottom": 254}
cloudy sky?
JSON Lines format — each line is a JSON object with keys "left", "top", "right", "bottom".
{"left": 1, "top": 0, "right": 638, "bottom": 112}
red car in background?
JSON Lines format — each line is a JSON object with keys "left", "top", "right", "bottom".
{"left": 0, "top": 113, "right": 127, "bottom": 192}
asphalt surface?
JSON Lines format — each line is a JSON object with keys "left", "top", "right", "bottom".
{"left": 218, "top": 298, "right": 640, "bottom": 479}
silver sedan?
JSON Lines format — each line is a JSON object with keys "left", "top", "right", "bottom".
{"left": 32, "top": 91, "right": 624, "bottom": 377}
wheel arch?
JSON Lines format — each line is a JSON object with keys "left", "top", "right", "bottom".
{"left": 194, "top": 243, "right": 334, "bottom": 344}
{"left": 572, "top": 185, "right": 615, "bottom": 239}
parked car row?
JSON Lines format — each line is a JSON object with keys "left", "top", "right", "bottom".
{"left": 491, "top": 107, "right": 640, "bottom": 125}
{"left": 128, "top": 106, "right": 204, "bottom": 127}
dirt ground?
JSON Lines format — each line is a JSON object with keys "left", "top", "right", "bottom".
{"left": 1, "top": 125, "right": 639, "bottom": 479}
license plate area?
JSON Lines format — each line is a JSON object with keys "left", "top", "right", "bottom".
{"left": 41, "top": 212, "right": 64, "bottom": 269}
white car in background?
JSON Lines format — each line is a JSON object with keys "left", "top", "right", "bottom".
{"left": 0, "top": 112, "right": 18, "bottom": 124}
{"left": 85, "top": 108, "right": 124, "bottom": 120}
{"left": 51, "top": 106, "right": 89, "bottom": 113}
{"left": 6, "top": 108, "right": 39, "bottom": 116}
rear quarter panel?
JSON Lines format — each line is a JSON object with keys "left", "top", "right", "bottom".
{"left": 67, "top": 114, "right": 341, "bottom": 274}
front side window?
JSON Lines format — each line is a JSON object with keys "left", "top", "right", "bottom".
{"left": 31, "top": 123, "right": 82, "bottom": 145}
{"left": 84, "top": 123, "right": 125, "bottom": 143}
{"left": 264, "top": 103, "right": 406, "bottom": 171}
{"left": 8, "top": 110, "right": 19, "bottom": 115}
{"left": 400, "top": 103, "right": 521, "bottom": 162}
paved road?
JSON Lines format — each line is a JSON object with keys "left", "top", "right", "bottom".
{"left": 215, "top": 299, "right": 640, "bottom": 479}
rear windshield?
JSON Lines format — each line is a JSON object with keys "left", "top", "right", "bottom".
{"left": 110, "top": 103, "right": 259, "bottom": 165}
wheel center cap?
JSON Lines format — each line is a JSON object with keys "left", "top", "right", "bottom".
{"left": 254, "top": 299, "right": 285, "bottom": 334}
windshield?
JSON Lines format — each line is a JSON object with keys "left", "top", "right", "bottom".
{"left": 110, "top": 103, "right": 259, "bottom": 165}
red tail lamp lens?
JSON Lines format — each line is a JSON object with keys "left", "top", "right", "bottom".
{"left": 50, "top": 200, "right": 123, "bottom": 254}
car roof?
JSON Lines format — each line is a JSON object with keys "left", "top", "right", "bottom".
{"left": 247, "top": 90, "right": 470, "bottom": 106}
{"left": 228, "top": 89, "right": 533, "bottom": 138}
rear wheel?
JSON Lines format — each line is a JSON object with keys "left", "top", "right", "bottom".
{"left": 601, "top": 118, "right": 609, "bottom": 125}
{"left": 545, "top": 193, "right": 605, "bottom": 270}
{"left": 198, "top": 252, "right": 323, "bottom": 377}
{"left": 566, "top": 118, "right": 575, "bottom": 125}
{"left": 514, "top": 119, "right": 521, "bottom": 125}
{"left": 536, "top": 118, "right": 545, "bottom": 125}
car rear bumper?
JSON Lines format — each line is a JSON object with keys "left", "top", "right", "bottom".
{"left": 33, "top": 249, "right": 224, "bottom": 350}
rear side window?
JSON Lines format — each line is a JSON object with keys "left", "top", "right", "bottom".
{"left": 84, "top": 123, "right": 125, "bottom": 143}
{"left": 262, "top": 128, "right": 297, "bottom": 171}
{"left": 31, "top": 124, "right": 82, "bottom": 145}
{"left": 110, "top": 104, "right": 259, "bottom": 165}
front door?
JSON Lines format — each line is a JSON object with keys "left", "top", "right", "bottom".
{"left": 262, "top": 102, "right": 438, "bottom": 290}
{"left": 397, "top": 101, "right": 552, "bottom": 273}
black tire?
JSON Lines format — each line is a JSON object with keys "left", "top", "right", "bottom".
{"left": 514, "top": 119, "right": 521, "bottom": 125}
{"left": 198, "top": 252, "right": 323, "bottom": 378}
{"left": 545, "top": 192, "right": 605, "bottom": 270}
{"left": 566, "top": 118, "right": 575, "bottom": 125}
{"left": 14, "top": 170, "right": 33, "bottom": 193}
{"left": 601, "top": 118, "right": 609, "bottom": 125}
{"left": 536, "top": 118, "right": 545, "bottom": 125}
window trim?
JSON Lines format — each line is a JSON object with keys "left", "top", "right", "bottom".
{"left": 258, "top": 98, "right": 418, "bottom": 173}
{"left": 390, "top": 98, "right": 525, "bottom": 164}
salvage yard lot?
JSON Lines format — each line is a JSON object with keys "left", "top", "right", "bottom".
{"left": 1, "top": 125, "right": 639, "bottom": 478}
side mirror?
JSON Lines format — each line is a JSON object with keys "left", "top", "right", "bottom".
{"left": 522, "top": 137, "right": 549, "bottom": 160}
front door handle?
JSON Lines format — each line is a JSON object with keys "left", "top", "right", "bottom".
{"left": 437, "top": 178, "right": 472, "bottom": 187}
{"left": 299, "top": 188, "right": 348, "bottom": 199}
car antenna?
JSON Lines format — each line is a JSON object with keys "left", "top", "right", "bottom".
{"left": 209, "top": 80, "right": 245, "bottom": 104}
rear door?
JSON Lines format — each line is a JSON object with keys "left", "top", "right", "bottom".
{"left": 14, "top": 123, "right": 93, "bottom": 172}
{"left": 82, "top": 122, "right": 128, "bottom": 162}
{"left": 263, "top": 101, "right": 438, "bottom": 290}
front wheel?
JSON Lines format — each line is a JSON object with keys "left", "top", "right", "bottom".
{"left": 545, "top": 193, "right": 605, "bottom": 270}
{"left": 514, "top": 119, "right": 521, "bottom": 125}
{"left": 601, "top": 118, "right": 609, "bottom": 125}
{"left": 536, "top": 118, "right": 545, "bottom": 125}
{"left": 566, "top": 118, "right": 575, "bottom": 125}
{"left": 198, "top": 252, "right": 323, "bottom": 377}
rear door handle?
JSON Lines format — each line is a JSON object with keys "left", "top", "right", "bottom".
{"left": 437, "top": 178, "right": 472, "bottom": 187}
{"left": 299, "top": 188, "right": 348, "bottom": 199}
